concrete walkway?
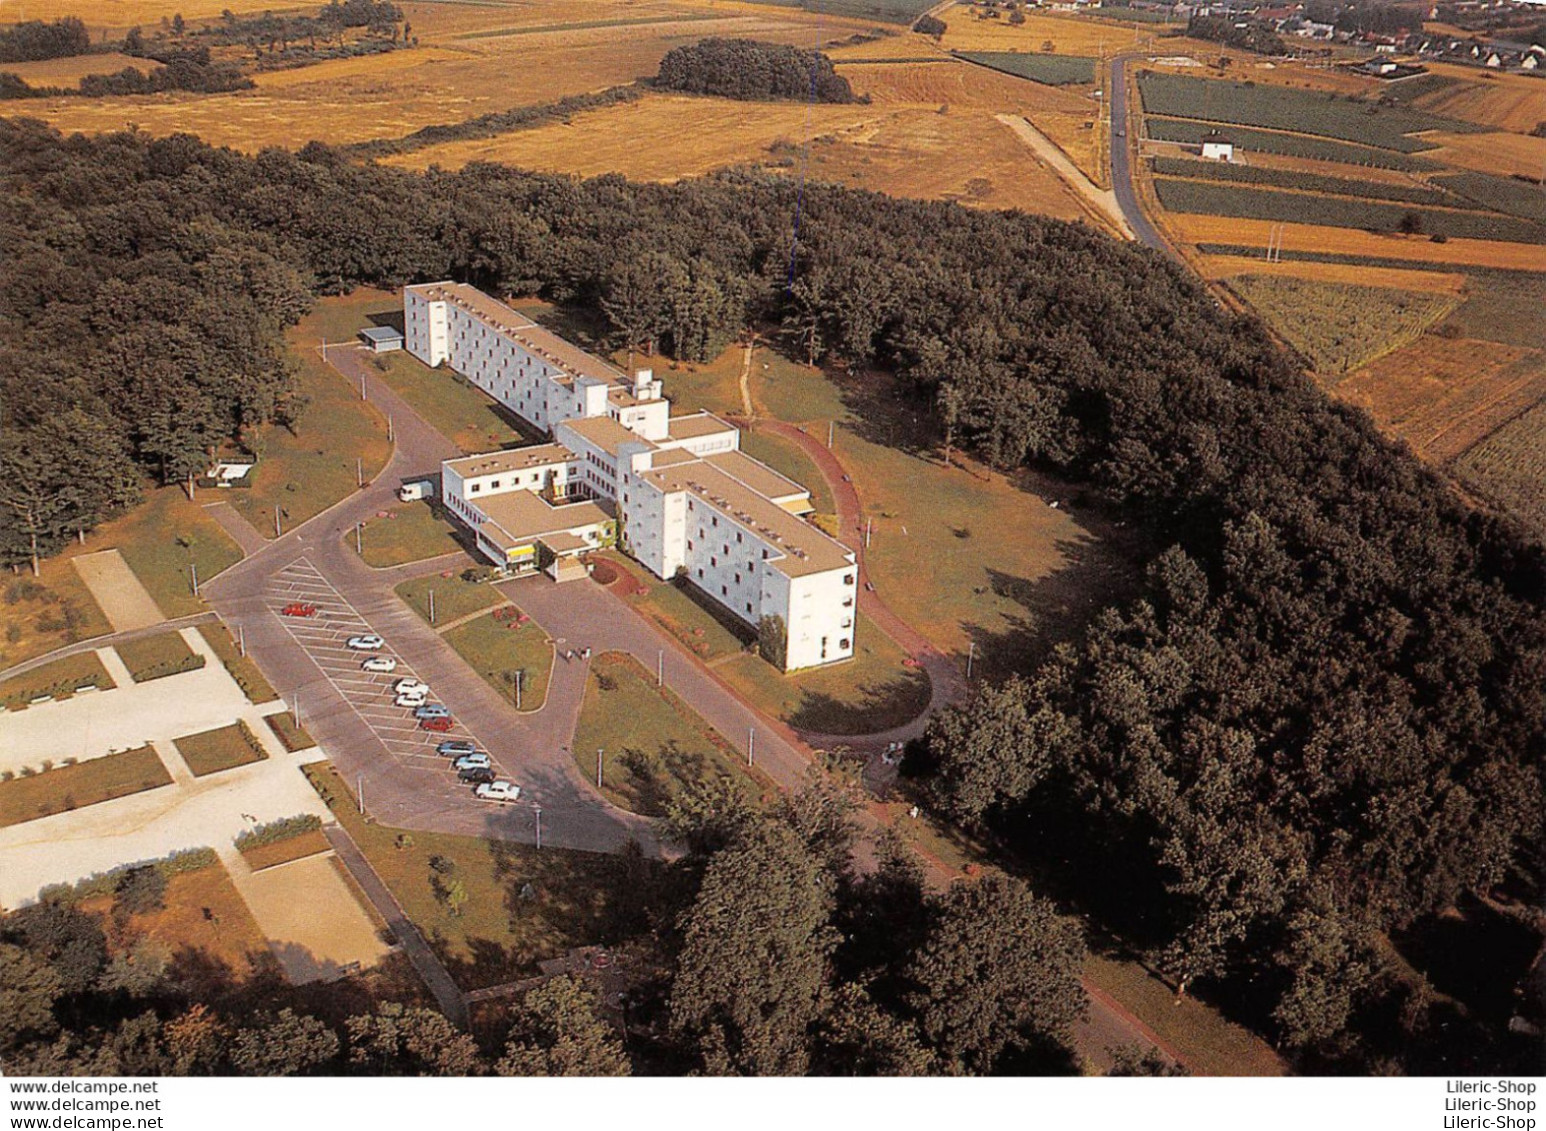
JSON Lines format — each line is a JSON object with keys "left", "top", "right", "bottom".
{"left": 995, "top": 112, "right": 1135, "bottom": 240}
{"left": 203, "top": 500, "right": 272, "bottom": 557}
{"left": 72, "top": 549, "right": 165, "bottom": 633}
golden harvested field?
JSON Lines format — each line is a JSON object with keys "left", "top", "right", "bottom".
{"left": 1167, "top": 214, "right": 1546, "bottom": 272}
{"left": 1333, "top": 336, "right": 1546, "bottom": 462}
{"left": 0, "top": 52, "right": 145, "bottom": 85}
{"left": 383, "top": 91, "right": 888, "bottom": 178}
{"left": 37, "top": 0, "right": 305, "bottom": 35}
{"left": 1199, "top": 255, "right": 1469, "bottom": 295}
{"left": 939, "top": 10, "right": 1175, "bottom": 56}
{"left": 1411, "top": 65, "right": 1546, "bottom": 134}
{"left": 1423, "top": 130, "right": 1546, "bottom": 179}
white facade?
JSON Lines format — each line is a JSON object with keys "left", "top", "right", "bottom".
{"left": 408, "top": 283, "right": 857, "bottom": 672}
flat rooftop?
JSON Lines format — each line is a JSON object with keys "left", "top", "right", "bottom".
{"left": 557, "top": 414, "right": 654, "bottom": 457}
{"left": 476, "top": 490, "right": 613, "bottom": 551}
{"left": 705, "top": 450, "right": 811, "bottom": 508}
{"left": 641, "top": 460, "right": 852, "bottom": 578}
{"left": 666, "top": 412, "right": 737, "bottom": 442}
{"left": 446, "top": 443, "right": 574, "bottom": 478}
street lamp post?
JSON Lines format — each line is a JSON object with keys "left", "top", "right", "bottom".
{"left": 534, "top": 805, "right": 542, "bottom": 850}
{"left": 747, "top": 728, "right": 754, "bottom": 768}
{"left": 596, "top": 748, "right": 603, "bottom": 789}
{"left": 967, "top": 641, "right": 976, "bottom": 681}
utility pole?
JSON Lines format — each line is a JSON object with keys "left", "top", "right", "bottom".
{"left": 190, "top": 561, "right": 199, "bottom": 596}
{"left": 428, "top": 589, "right": 436, "bottom": 624}
{"left": 387, "top": 415, "right": 395, "bottom": 443}
{"left": 747, "top": 728, "right": 754, "bottom": 768}
{"left": 865, "top": 517, "right": 872, "bottom": 549}
{"left": 534, "top": 804, "right": 542, "bottom": 850}
{"left": 967, "top": 641, "right": 976, "bottom": 681}
{"left": 321, "top": 337, "right": 327, "bottom": 363}
{"left": 596, "top": 748, "right": 604, "bottom": 788}
{"left": 274, "top": 508, "right": 282, "bottom": 538}
{"left": 292, "top": 693, "right": 299, "bottom": 729}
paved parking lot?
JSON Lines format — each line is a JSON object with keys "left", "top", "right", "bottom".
{"left": 264, "top": 558, "right": 518, "bottom": 806}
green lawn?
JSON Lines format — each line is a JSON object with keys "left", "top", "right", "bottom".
{"left": 603, "top": 552, "right": 750, "bottom": 662}
{"left": 572, "top": 652, "right": 766, "bottom": 817}
{"left": 226, "top": 293, "right": 392, "bottom": 536}
{"left": 739, "top": 428, "right": 835, "bottom": 514}
{"left": 304, "top": 762, "right": 654, "bottom": 991}
{"left": 752, "top": 345, "right": 854, "bottom": 426}
{"left": 174, "top": 721, "right": 268, "bottom": 778}
{"left": 372, "top": 350, "right": 529, "bottom": 455}
{"left": 441, "top": 608, "right": 553, "bottom": 711}
{"left": 717, "top": 612, "right": 930, "bottom": 735}
{"left": 394, "top": 574, "right": 502, "bottom": 627}
{"left": 0, "top": 745, "right": 171, "bottom": 828}
{"left": 0, "top": 563, "right": 112, "bottom": 671}
{"left": 115, "top": 631, "right": 204, "bottom": 684}
{"left": 264, "top": 711, "right": 316, "bottom": 753}
{"left": 623, "top": 346, "right": 745, "bottom": 417}
{"left": 197, "top": 623, "right": 277, "bottom": 704}
{"left": 0, "top": 652, "right": 115, "bottom": 713}
{"left": 355, "top": 500, "right": 465, "bottom": 568}
{"left": 106, "top": 485, "right": 243, "bottom": 619}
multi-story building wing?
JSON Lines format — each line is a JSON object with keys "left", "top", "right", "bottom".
{"left": 405, "top": 282, "right": 857, "bottom": 671}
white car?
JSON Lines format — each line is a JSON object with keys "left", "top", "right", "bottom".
{"left": 474, "top": 780, "right": 521, "bottom": 803}
{"left": 394, "top": 677, "right": 428, "bottom": 695}
{"left": 395, "top": 692, "right": 428, "bottom": 708}
{"left": 361, "top": 656, "right": 397, "bottom": 673}
{"left": 346, "top": 634, "right": 385, "bottom": 651}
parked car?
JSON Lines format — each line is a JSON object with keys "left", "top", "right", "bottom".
{"left": 420, "top": 717, "right": 454, "bottom": 732}
{"left": 346, "top": 634, "right": 385, "bottom": 651}
{"left": 361, "top": 656, "right": 398, "bottom": 673}
{"left": 281, "top": 602, "right": 317, "bottom": 617}
{"left": 395, "top": 692, "right": 428, "bottom": 708}
{"left": 437, "top": 740, "right": 477, "bottom": 757}
{"left": 413, "top": 704, "right": 450, "bottom": 720}
{"left": 394, "top": 678, "right": 429, "bottom": 696}
{"left": 458, "top": 766, "right": 495, "bottom": 785}
{"left": 475, "top": 780, "right": 521, "bottom": 803}
{"left": 453, "top": 753, "right": 492, "bottom": 771}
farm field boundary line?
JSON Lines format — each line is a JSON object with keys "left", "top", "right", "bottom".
{"left": 455, "top": 12, "right": 734, "bottom": 39}
{"left": 1144, "top": 116, "right": 1444, "bottom": 171}
{"left": 1151, "top": 155, "right": 1465, "bottom": 208}
{"left": 1193, "top": 244, "right": 1546, "bottom": 276}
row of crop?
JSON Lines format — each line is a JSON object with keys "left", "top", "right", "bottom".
{"left": 235, "top": 812, "right": 323, "bottom": 851}
{"left": 1151, "top": 156, "right": 1460, "bottom": 208}
{"left": 1144, "top": 116, "right": 1442, "bottom": 172}
{"left": 1453, "top": 400, "right": 1546, "bottom": 545}
{"left": 1137, "top": 71, "right": 1483, "bottom": 152}
{"left": 1437, "top": 171, "right": 1546, "bottom": 226}
{"left": 37, "top": 846, "right": 217, "bottom": 905}
{"left": 1153, "top": 178, "right": 1546, "bottom": 244}
{"left": 957, "top": 51, "right": 1096, "bottom": 86}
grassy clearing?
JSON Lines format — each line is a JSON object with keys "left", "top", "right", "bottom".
{"left": 105, "top": 486, "right": 242, "bottom": 618}
{"left": 197, "top": 623, "right": 277, "bottom": 704}
{"left": 603, "top": 553, "right": 750, "bottom": 662}
{"left": 77, "top": 859, "right": 269, "bottom": 973}
{"left": 174, "top": 721, "right": 268, "bottom": 778}
{"left": 442, "top": 608, "right": 553, "bottom": 711}
{"left": 1152, "top": 156, "right": 1460, "bottom": 208}
{"left": 0, "top": 745, "right": 171, "bottom": 828}
{"left": 264, "top": 711, "right": 316, "bottom": 753}
{"left": 115, "top": 632, "right": 203, "bottom": 684}
{"left": 632, "top": 347, "right": 745, "bottom": 417}
{"left": 0, "top": 652, "right": 115, "bottom": 713}
{"left": 753, "top": 346, "right": 854, "bottom": 426}
{"left": 395, "top": 574, "right": 501, "bottom": 627}
{"left": 1137, "top": 72, "right": 1479, "bottom": 152}
{"left": 717, "top": 612, "right": 930, "bottom": 735}
{"left": 305, "top": 762, "right": 653, "bottom": 991}
{"left": 225, "top": 300, "right": 391, "bottom": 537}
{"left": 0, "top": 564, "right": 112, "bottom": 670}
{"left": 740, "top": 429, "right": 835, "bottom": 514}
{"left": 1153, "top": 178, "right": 1545, "bottom": 243}
{"left": 1227, "top": 275, "right": 1461, "bottom": 375}
{"left": 356, "top": 500, "right": 465, "bottom": 568}
{"left": 369, "top": 349, "right": 530, "bottom": 454}
{"left": 572, "top": 652, "right": 766, "bottom": 818}
{"left": 241, "top": 828, "right": 332, "bottom": 871}
{"left": 959, "top": 51, "right": 1096, "bottom": 86}
{"left": 1144, "top": 116, "right": 1442, "bottom": 171}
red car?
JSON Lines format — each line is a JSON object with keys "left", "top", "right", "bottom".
{"left": 419, "top": 717, "right": 454, "bottom": 732}
{"left": 281, "top": 602, "right": 318, "bottom": 617}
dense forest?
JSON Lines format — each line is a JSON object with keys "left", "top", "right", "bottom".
{"left": 0, "top": 18, "right": 90, "bottom": 64}
{"left": 1, "top": 117, "right": 1542, "bottom": 1073}
{"left": 1185, "top": 16, "right": 1288, "bottom": 56}
{"left": 653, "top": 38, "right": 858, "bottom": 104}
{"left": 0, "top": 780, "right": 1094, "bottom": 1076}
{"left": 0, "top": 49, "right": 257, "bottom": 100}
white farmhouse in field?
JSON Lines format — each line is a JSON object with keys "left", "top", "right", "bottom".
{"left": 1200, "top": 132, "right": 1235, "bottom": 161}
{"left": 405, "top": 282, "right": 859, "bottom": 672}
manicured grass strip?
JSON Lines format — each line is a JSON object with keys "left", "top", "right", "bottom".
{"left": 242, "top": 828, "right": 332, "bottom": 871}
{"left": 716, "top": 612, "right": 930, "bottom": 735}
{"left": 264, "top": 711, "right": 315, "bottom": 753}
{"left": 1152, "top": 155, "right": 1463, "bottom": 208}
{"left": 958, "top": 51, "right": 1096, "bottom": 86}
{"left": 395, "top": 574, "right": 501, "bottom": 626}
{"left": 197, "top": 623, "right": 277, "bottom": 704}
{"left": 0, "top": 652, "right": 115, "bottom": 712}
{"left": 356, "top": 499, "right": 465, "bottom": 567}
{"left": 572, "top": 652, "right": 765, "bottom": 818}
{"left": 174, "top": 721, "right": 268, "bottom": 778}
{"left": 1137, "top": 72, "right": 1482, "bottom": 152}
{"left": 1153, "top": 178, "right": 1546, "bottom": 244}
{"left": 1437, "top": 170, "right": 1546, "bottom": 226}
{"left": 1144, "top": 116, "right": 1442, "bottom": 171}
{"left": 368, "top": 350, "right": 529, "bottom": 455}
{"left": 111, "top": 485, "right": 243, "bottom": 618}
{"left": 0, "top": 745, "right": 171, "bottom": 827}
{"left": 441, "top": 607, "right": 553, "bottom": 711}
{"left": 115, "top": 631, "right": 205, "bottom": 684}
{"left": 304, "top": 762, "right": 655, "bottom": 991}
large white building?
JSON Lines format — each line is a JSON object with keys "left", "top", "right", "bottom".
{"left": 405, "top": 282, "right": 859, "bottom": 672}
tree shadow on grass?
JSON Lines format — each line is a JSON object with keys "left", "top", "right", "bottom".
{"left": 786, "top": 669, "right": 932, "bottom": 735}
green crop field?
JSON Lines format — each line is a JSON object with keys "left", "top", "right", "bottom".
{"left": 1436, "top": 270, "right": 1546, "bottom": 350}
{"left": 1137, "top": 72, "right": 1483, "bottom": 152}
{"left": 959, "top": 52, "right": 1097, "bottom": 86}
{"left": 1438, "top": 171, "right": 1546, "bottom": 226}
{"left": 1453, "top": 401, "right": 1546, "bottom": 542}
{"left": 1151, "top": 156, "right": 1462, "bottom": 207}
{"left": 1227, "top": 274, "right": 1460, "bottom": 375}
{"left": 743, "top": 0, "right": 937, "bottom": 22}
{"left": 1153, "top": 178, "right": 1546, "bottom": 243}
{"left": 1144, "top": 117, "right": 1443, "bottom": 171}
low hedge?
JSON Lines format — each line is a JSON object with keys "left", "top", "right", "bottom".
{"left": 37, "top": 846, "right": 218, "bottom": 905}
{"left": 235, "top": 812, "right": 323, "bottom": 852}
